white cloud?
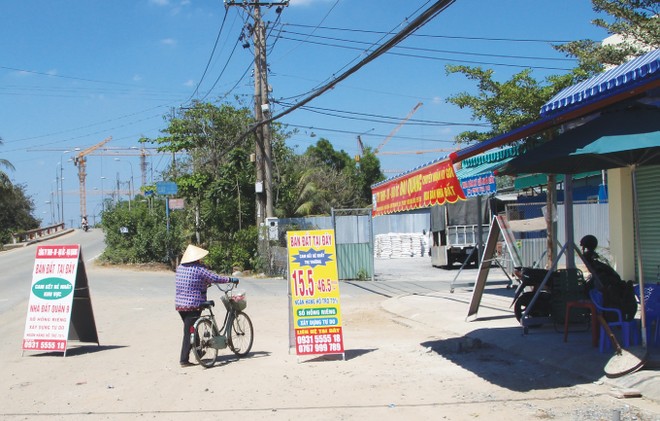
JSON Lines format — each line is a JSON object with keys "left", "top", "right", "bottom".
{"left": 183, "top": 80, "right": 194, "bottom": 87}
{"left": 432, "top": 96, "right": 442, "bottom": 104}
{"left": 149, "top": 0, "right": 169, "bottom": 6}
{"left": 289, "top": 0, "right": 333, "bottom": 6}
{"left": 133, "top": 74, "right": 143, "bottom": 82}
{"left": 161, "top": 38, "right": 177, "bottom": 46}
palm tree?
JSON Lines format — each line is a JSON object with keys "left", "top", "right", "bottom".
{"left": 0, "top": 137, "right": 16, "bottom": 174}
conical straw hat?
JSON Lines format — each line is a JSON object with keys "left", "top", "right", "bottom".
{"left": 181, "top": 245, "right": 209, "bottom": 264}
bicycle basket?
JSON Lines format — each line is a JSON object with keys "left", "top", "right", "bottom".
{"left": 221, "top": 292, "right": 247, "bottom": 311}
{"left": 230, "top": 292, "right": 247, "bottom": 311}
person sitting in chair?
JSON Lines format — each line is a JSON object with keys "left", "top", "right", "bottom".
{"left": 580, "top": 234, "right": 637, "bottom": 321}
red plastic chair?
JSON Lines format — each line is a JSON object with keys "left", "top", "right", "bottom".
{"left": 589, "top": 289, "right": 638, "bottom": 353}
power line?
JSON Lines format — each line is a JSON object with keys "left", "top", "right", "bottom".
{"left": 188, "top": 8, "right": 230, "bottom": 101}
{"left": 284, "top": 123, "right": 457, "bottom": 144}
{"left": 280, "top": 23, "right": 575, "bottom": 44}
{"left": 251, "top": 0, "right": 458, "bottom": 134}
{"left": 275, "top": 35, "right": 574, "bottom": 71}
{"left": 278, "top": 29, "right": 576, "bottom": 62}
{"left": 275, "top": 101, "right": 489, "bottom": 128}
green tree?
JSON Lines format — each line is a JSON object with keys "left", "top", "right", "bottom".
{"left": 274, "top": 139, "right": 384, "bottom": 216}
{"left": 444, "top": 66, "right": 576, "bottom": 269}
{"left": 554, "top": 0, "right": 659, "bottom": 74}
{"left": 136, "top": 101, "right": 276, "bottom": 271}
{"left": 100, "top": 196, "right": 182, "bottom": 265}
{"left": 445, "top": 66, "right": 575, "bottom": 145}
{"left": 348, "top": 146, "right": 385, "bottom": 206}
{"left": 305, "top": 138, "right": 353, "bottom": 171}
{"left": 0, "top": 137, "right": 16, "bottom": 174}
{"left": 0, "top": 181, "right": 40, "bottom": 244}
{"left": 147, "top": 101, "right": 256, "bottom": 242}
{"left": 0, "top": 139, "right": 37, "bottom": 245}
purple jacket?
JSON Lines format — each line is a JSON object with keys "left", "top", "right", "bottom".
{"left": 175, "top": 262, "right": 230, "bottom": 311}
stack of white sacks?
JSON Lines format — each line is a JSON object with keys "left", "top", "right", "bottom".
{"left": 375, "top": 233, "right": 429, "bottom": 258}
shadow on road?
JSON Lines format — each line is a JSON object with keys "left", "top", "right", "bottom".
{"left": 28, "top": 344, "right": 126, "bottom": 357}
{"left": 421, "top": 330, "right": 605, "bottom": 392}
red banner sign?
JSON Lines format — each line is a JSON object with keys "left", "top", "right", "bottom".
{"left": 372, "top": 159, "right": 466, "bottom": 216}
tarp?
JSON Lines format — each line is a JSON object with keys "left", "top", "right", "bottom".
{"left": 497, "top": 107, "right": 660, "bottom": 175}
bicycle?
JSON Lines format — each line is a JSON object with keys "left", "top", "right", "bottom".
{"left": 190, "top": 282, "right": 254, "bottom": 368}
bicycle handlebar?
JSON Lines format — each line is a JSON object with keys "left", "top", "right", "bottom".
{"left": 214, "top": 280, "right": 238, "bottom": 293}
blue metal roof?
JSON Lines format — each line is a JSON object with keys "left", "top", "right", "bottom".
{"left": 540, "top": 49, "right": 660, "bottom": 117}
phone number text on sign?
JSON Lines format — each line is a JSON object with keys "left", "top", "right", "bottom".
{"left": 295, "top": 327, "right": 344, "bottom": 355}
{"left": 22, "top": 339, "right": 66, "bottom": 351}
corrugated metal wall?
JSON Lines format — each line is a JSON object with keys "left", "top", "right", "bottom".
{"left": 503, "top": 202, "right": 609, "bottom": 271}
{"left": 636, "top": 165, "right": 660, "bottom": 283}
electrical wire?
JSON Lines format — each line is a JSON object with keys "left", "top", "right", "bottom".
{"left": 278, "top": 29, "right": 576, "bottom": 62}
{"left": 250, "top": 0, "right": 457, "bottom": 136}
{"left": 188, "top": 8, "right": 230, "bottom": 101}
{"left": 280, "top": 23, "right": 575, "bottom": 44}
{"left": 283, "top": 123, "right": 457, "bottom": 144}
{"left": 275, "top": 101, "right": 489, "bottom": 128}
{"left": 275, "top": 35, "right": 574, "bottom": 71}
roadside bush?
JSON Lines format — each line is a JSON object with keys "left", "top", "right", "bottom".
{"left": 204, "top": 226, "right": 258, "bottom": 274}
{"left": 100, "top": 197, "right": 184, "bottom": 266}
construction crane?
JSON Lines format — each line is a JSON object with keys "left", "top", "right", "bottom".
{"left": 89, "top": 146, "right": 157, "bottom": 189}
{"left": 374, "top": 102, "right": 423, "bottom": 155}
{"left": 73, "top": 137, "right": 112, "bottom": 220}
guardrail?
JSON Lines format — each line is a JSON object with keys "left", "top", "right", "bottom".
{"left": 10, "top": 223, "right": 67, "bottom": 244}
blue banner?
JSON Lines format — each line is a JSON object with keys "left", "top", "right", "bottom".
{"left": 460, "top": 172, "right": 496, "bottom": 198}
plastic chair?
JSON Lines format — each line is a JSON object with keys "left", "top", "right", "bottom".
{"left": 634, "top": 284, "right": 660, "bottom": 346}
{"left": 589, "top": 289, "right": 638, "bottom": 353}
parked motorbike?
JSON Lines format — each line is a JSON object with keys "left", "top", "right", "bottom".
{"left": 512, "top": 267, "right": 590, "bottom": 330}
{"left": 512, "top": 267, "right": 554, "bottom": 323}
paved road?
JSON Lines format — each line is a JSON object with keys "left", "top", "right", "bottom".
{"left": 2, "top": 234, "right": 659, "bottom": 420}
{"left": 0, "top": 229, "right": 105, "bottom": 313}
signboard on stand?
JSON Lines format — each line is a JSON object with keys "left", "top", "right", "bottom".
{"left": 287, "top": 230, "right": 345, "bottom": 359}
{"left": 22, "top": 244, "right": 99, "bottom": 355}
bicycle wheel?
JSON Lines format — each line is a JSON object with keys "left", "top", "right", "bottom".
{"left": 191, "top": 318, "right": 218, "bottom": 368}
{"left": 228, "top": 312, "right": 253, "bottom": 357}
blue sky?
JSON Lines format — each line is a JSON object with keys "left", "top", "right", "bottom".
{"left": 1, "top": 0, "right": 610, "bottom": 227}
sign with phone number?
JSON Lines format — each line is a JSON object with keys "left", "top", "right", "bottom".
{"left": 287, "top": 229, "right": 344, "bottom": 356}
{"left": 22, "top": 245, "right": 79, "bottom": 352}
{"left": 22, "top": 339, "right": 66, "bottom": 351}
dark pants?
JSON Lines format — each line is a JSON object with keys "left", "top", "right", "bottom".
{"left": 178, "top": 310, "right": 201, "bottom": 363}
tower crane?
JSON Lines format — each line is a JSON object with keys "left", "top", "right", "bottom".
{"left": 89, "top": 146, "right": 157, "bottom": 189}
{"left": 73, "top": 137, "right": 112, "bottom": 219}
{"left": 374, "top": 102, "right": 423, "bottom": 155}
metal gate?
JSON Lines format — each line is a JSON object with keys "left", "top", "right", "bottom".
{"left": 332, "top": 208, "right": 374, "bottom": 281}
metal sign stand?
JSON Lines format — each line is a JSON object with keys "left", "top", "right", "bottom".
{"left": 466, "top": 215, "right": 523, "bottom": 320}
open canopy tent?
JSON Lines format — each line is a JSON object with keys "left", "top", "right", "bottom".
{"left": 497, "top": 107, "right": 660, "bottom": 175}
{"left": 496, "top": 103, "right": 660, "bottom": 351}
{"left": 447, "top": 49, "right": 660, "bottom": 358}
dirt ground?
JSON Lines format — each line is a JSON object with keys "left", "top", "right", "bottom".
{"left": 1, "top": 266, "right": 659, "bottom": 421}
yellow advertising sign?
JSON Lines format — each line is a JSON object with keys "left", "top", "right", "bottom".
{"left": 287, "top": 230, "right": 344, "bottom": 356}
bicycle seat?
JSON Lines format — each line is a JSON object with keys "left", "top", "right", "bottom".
{"left": 200, "top": 300, "right": 215, "bottom": 309}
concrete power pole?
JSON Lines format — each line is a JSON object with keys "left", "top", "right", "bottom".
{"left": 226, "top": 1, "right": 287, "bottom": 226}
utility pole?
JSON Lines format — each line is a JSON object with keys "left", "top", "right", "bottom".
{"left": 225, "top": 0, "right": 287, "bottom": 227}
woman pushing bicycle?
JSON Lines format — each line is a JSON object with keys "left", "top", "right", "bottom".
{"left": 175, "top": 244, "right": 238, "bottom": 368}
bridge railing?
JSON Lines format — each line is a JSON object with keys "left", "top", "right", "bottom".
{"left": 11, "top": 223, "right": 67, "bottom": 244}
